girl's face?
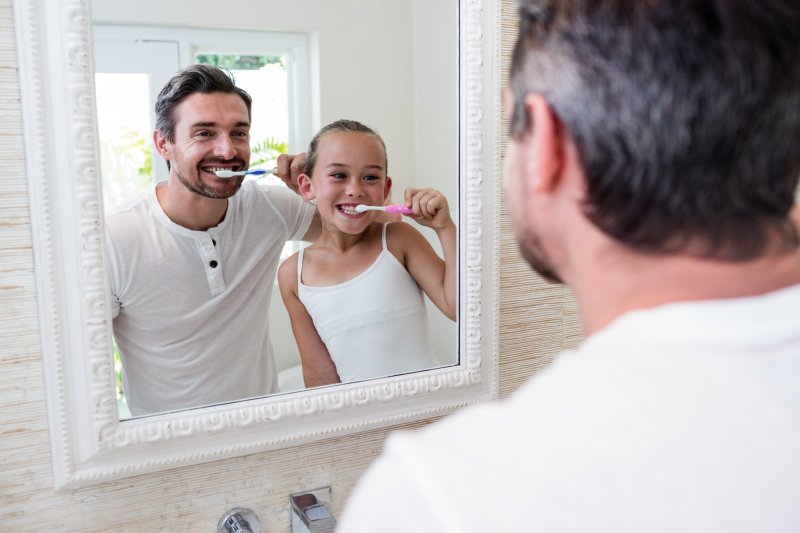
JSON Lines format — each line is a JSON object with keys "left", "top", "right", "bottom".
{"left": 299, "top": 131, "right": 391, "bottom": 234}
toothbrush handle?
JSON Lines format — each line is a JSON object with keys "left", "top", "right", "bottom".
{"left": 246, "top": 167, "right": 277, "bottom": 176}
{"left": 385, "top": 205, "right": 413, "bottom": 215}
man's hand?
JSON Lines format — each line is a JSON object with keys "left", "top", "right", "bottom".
{"left": 276, "top": 153, "right": 308, "bottom": 195}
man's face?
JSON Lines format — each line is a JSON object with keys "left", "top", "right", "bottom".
{"left": 161, "top": 92, "right": 252, "bottom": 199}
{"left": 503, "top": 91, "right": 563, "bottom": 284}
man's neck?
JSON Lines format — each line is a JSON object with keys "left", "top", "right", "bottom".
{"left": 570, "top": 243, "right": 800, "bottom": 338}
{"left": 155, "top": 179, "right": 229, "bottom": 231}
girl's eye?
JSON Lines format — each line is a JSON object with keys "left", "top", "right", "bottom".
{"left": 331, "top": 172, "right": 347, "bottom": 180}
{"left": 364, "top": 175, "right": 381, "bottom": 181}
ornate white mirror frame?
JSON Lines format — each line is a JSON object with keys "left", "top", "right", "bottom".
{"left": 15, "top": 0, "right": 500, "bottom": 490}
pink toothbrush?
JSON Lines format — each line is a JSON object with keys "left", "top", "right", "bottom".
{"left": 354, "top": 204, "right": 413, "bottom": 215}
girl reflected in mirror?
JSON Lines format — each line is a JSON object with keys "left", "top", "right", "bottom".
{"left": 278, "top": 119, "right": 457, "bottom": 387}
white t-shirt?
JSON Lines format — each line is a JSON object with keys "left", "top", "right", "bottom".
{"left": 338, "top": 284, "right": 800, "bottom": 533}
{"left": 296, "top": 223, "right": 437, "bottom": 382}
{"left": 105, "top": 180, "right": 315, "bottom": 416}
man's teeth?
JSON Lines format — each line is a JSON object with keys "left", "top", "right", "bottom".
{"left": 205, "top": 167, "right": 233, "bottom": 172}
{"left": 338, "top": 205, "right": 361, "bottom": 215}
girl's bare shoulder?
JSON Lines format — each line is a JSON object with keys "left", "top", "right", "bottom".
{"left": 277, "top": 250, "right": 300, "bottom": 291}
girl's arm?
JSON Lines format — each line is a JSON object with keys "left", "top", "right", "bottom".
{"left": 277, "top": 254, "right": 341, "bottom": 387}
{"left": 391, "top": 188, "right": 457, "bottom": 321}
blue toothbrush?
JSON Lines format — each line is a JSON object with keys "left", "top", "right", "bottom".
{"left": 214, "top": 168, "right": 276, "bottom": 178}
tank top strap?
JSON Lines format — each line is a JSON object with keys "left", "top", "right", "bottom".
{"left": 382, "top": 222, "right": 390, "bottom": 251}
{"left": 297, "top": 247, "right": 305, "bottom": 282}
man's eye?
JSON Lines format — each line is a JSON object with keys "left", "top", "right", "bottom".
{"left": 233, "top": 131, "right": 249, "bottom": 138}
{"left": 364, "top": 175, "right": 381, "bottom": 181}
{"left": 195, "top": 131, "right": 213, "bottom": 137}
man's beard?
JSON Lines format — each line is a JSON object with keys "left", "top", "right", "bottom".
{"left": 516, "top": 227, "right": 563, "bottom": 284}
{"left": 175, "top": 165, "right": 244, "bottom": 199}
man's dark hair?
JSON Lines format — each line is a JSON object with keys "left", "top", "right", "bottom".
{"left": 510, "top": 0, "right": 800, "bottom": 260}
{"left": 154, "top": 64, "right": 253, "bottom": 169}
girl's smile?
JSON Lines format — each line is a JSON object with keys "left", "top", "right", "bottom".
{"left": 336, "top": 203, "right": 368, "bottom": 217}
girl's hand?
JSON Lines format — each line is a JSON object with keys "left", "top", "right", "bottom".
{"left": 403, "top": 188, "right": 455, "bottom": 232}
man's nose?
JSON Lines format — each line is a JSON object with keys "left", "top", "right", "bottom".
{"left": 213, "top": 135, "right": 237, "bottom": 159}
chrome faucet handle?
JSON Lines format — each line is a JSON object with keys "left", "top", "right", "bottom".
{"left": 291, "top": 487, "right": 337, "bottom": 533}
{"left": 218, "top": 507, "right": 260, "bottom": 533}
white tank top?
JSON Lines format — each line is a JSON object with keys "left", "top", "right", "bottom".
{"left": 297, "top": 223, "right": 436, "bottom": 383}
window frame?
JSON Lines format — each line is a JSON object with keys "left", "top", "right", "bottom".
{"left": 92, "top": 24, "right": 313, "bottom": 156}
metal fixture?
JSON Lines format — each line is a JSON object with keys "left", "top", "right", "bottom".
{"left": 290, "top": 487, "right": 337, "bottom": 533}
{"left": 218, "top": 507, "right": 260, "bottom": 533}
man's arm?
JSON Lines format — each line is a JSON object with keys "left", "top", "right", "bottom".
{"left": 275, "top": 152, "right": 321, "bottom": 242}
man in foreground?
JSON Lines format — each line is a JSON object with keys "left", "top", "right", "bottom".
{"left": 338, "top": 0, "right": 800, "bottom": 530}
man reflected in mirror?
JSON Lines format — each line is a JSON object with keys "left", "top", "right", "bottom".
{"left": 338, "top": 0, "right": 800, "bottom": 530}
{"left": 105, "top": 64, "right": 320, "bottom": 417}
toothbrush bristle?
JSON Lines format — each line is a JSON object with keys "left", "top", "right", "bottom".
{"left": 355, "top": 205, "right": 369, "bottom": 213}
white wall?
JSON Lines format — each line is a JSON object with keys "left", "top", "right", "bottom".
{"left": 412, "top": 0, "right": 459, "bottom": 363}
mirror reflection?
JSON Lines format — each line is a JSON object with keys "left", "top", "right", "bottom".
{"left": 91, "top": 0, "right": 459, "bottom": 418}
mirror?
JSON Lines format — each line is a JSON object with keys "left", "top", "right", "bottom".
{"left": 88, "top": 0, "right": 460, "bottom": 418}
{"left": 16, "top": 0, "right": 499, "bottom": 489}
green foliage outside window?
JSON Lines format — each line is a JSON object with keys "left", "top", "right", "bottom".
{"left": 251, "top": 136, "right": 289, "bottom": 167}
{"left": 196, "top": 54, "right": 284, "bottom": 70}
{"left": 100, "top": 127, "right": 153, "bottom": 209}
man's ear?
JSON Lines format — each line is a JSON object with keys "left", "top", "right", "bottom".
{"left": 153, "top": 130, "right": 172, "bottom": 161}
{"left": 297, "top": 174, "right": 315, "bottom": 201}
{"left": 522, "top": 93, "right": 564, "bottom": 193}
{"left": 383, "top": 176, "right": 393, "bottom": 203}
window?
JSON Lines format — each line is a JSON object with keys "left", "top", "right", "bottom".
{"left": 93, "top": 25, "right": 312, "bottom": 208}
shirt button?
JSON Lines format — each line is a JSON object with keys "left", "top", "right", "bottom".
{"left": 212, "top": 239, "right": 217, "bottom": 246}
{"left": 209, "top": 260, "right": 218, "bottom": 268}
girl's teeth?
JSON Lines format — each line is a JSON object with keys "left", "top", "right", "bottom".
{"left": 339, "top": 205, "right": 360, "bottom": 215}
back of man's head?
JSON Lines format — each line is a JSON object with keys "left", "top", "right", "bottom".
{"left": 510, "top": 0, "right": 800, "bottom": 260}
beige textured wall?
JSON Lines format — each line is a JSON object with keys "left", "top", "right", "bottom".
{"left": 497, "top": 0, "right": 583, "bottom": 399}
{"left": 0, "top": 0, "right": 580, "bottom": 529}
